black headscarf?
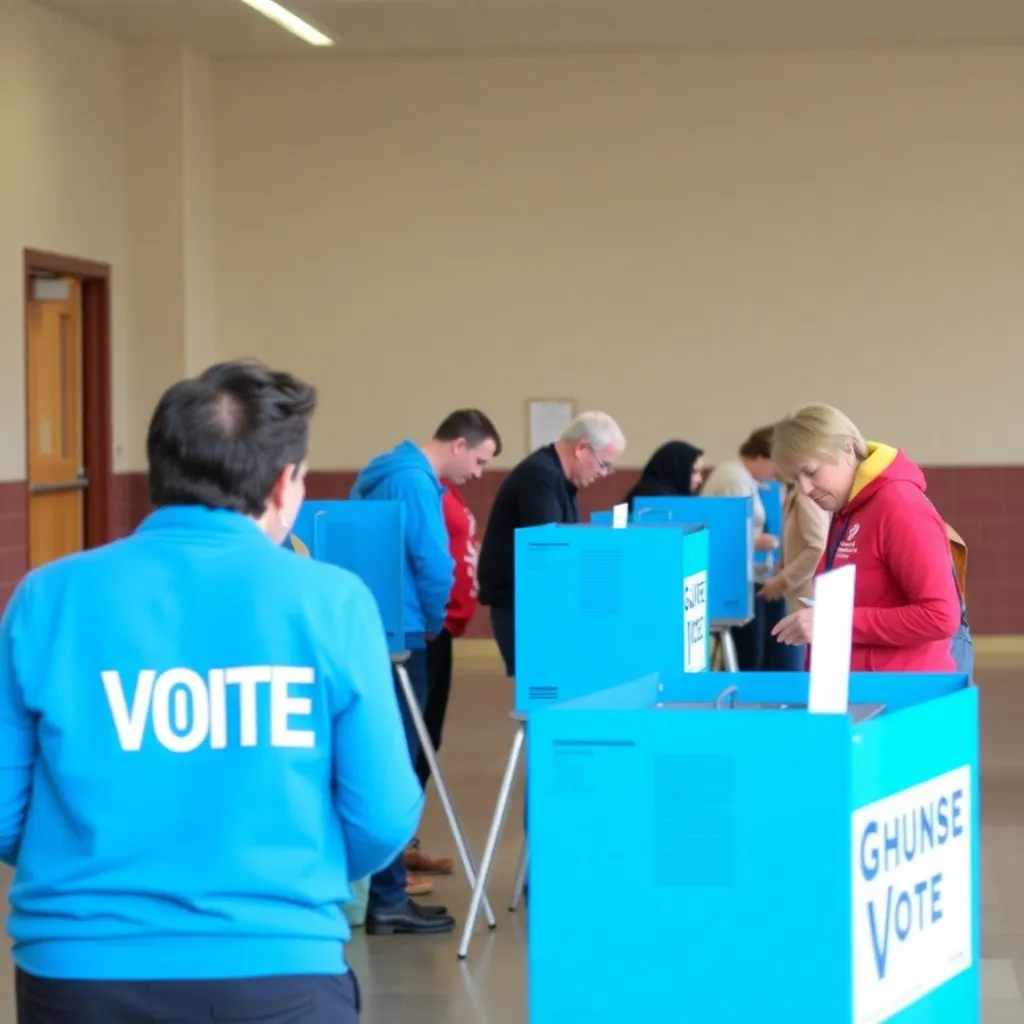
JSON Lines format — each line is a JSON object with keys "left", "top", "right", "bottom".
{"left": 623, "top": 441, "right": 704, "bottom": 509}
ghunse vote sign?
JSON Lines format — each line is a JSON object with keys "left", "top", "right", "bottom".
{"left": 852, "top": 766, "right": 973, "bottom": 1023}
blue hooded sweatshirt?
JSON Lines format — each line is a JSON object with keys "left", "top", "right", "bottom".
{"left": 0, "top": 505, "right": 423, "bottom": 982}
{"left": 350, "top": 440, "right": 454, "bottom": 645}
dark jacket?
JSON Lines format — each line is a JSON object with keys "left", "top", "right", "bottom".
{"left": 478, "top": 445, "right": 578, "bottom": 609}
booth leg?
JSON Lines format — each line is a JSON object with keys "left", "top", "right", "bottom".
{"left": 509, "top": 839, "right": 529, "bottom": 912}
{"left": 394, "top": 663, "right": 496, "bottom": 928}
{"left": 457, "top": 724, "right": 526, "bottom": 959}
{"left": 720, "top": 629, "right": 740, "bottom": 673}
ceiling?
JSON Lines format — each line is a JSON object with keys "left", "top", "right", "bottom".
{"left": 36, "top": 0, "right": 1024, "bottom": 57}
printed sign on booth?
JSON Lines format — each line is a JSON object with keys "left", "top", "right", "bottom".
{"left": 683, "top": 570, "right": 707, "bottom": 673}
{"left": 852, "top": 766, "right": 973, "bottom": 1023}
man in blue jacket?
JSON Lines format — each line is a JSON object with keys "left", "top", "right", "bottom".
{"left": 351, "top": 408, "right": 500, "bottom": 935}
{"left": 0, "top": 360, "right": 422, "bottom": 1023}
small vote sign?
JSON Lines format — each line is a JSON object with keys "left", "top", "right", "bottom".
{"left": 683, "top": 570, "right": 707, "bottom": 674}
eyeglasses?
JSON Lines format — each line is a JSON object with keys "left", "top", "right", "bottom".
{"left": 587, "top": 443, "right": 615, "bottom": 475}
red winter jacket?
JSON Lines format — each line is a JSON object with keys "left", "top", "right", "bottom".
{"left": 441, "top": 481, "right": 479, "bottom": 637}
{"left": 817, "top": 443, "right": 960, "bottom": 672}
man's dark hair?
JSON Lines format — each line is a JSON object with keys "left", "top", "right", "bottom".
{"left": 739, "top": 425, "right": 775, "bottom": 461}
{"left": 147, "top": 360, "right": 317, "bottom": 517}
{"left": 434, "top": 408, "right": 502, "bottom": 457}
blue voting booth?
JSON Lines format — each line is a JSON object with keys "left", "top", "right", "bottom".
{"left": 755, "top": 478, "right": 785, "bottom": 571}
{"left": 593, "top": 496, "right": 755, "bottom": 624}
{"left": 527, "top": 670, "right": 980, "bottom": 1023}
{"left": 457, "top": 518, "right": 713, "bottom": 959}
{"left": 289, "top": 500, "right": 495, "bottom": 924}
{"left": 288, "top": 499, "right": 407, "bottom": 654}
{"left": 514, "top": 522, "right": 711, "bottom": 713}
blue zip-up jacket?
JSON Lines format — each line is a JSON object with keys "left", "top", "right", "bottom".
{"left": 350, "top": 440, "right": 454, "bottom": 644}
{"left": 0, "top": 506, "right": 423, "bottom": 982}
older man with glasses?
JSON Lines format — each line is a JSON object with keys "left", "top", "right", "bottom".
{"left": 478, "top": 411, "right": 626, "bottom": 678}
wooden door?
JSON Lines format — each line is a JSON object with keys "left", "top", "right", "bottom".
{"left": 26, "top": 276, "right": 86, "bottom": 569}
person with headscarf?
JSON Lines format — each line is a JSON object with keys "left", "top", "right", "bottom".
{"left": 622, "top": 441, "right": 705, "bottom": 510}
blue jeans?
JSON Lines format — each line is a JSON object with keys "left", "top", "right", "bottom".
{"left": 762, "top": 597, "right": 804, "bottom": 671}
{"left": 768, "top": 639, "right": 807, "bottom": 671}
{"left": 15, "top": 969, "right": 360, "bottom": 1023}
{"left": 951, "top": 622, "right": 974, "bottom": 678}
{"left": 369, "top": 647, "right": 428, "bottom": 909}
{"left": 733, "top": 589, "right": 768, "bottom": 671}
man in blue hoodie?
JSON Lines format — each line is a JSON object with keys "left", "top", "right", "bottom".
{"left": 350, "top": 408, "right": 501, "bottom": 935}
{"left": 0, "top": 360, "right": 423, "bottom": 1023}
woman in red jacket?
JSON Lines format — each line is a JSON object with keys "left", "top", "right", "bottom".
{"left": 770, "top": 403, "right": 960, "bottom": 672}
{"left": 404, "top": 479, "right": 479, "bottom": 879}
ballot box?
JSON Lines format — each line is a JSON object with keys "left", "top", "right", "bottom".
{"left": 527, "top": 669, "right": 979, "bottom": 1023}
{"left": 514, "top": 521, "right": 710, "bottom": 716}
{"left": 755, "top": 478, "right": 785, "bottom": 570}
{"left": 288, "top": 499, "right": 407, "bottom": 654}
{"left": 631, "top": 495, "right": 755, "bottom": 624}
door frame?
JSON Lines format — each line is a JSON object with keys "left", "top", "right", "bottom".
{"left": 23, "top": 248, "right": 114, "bottom": 550}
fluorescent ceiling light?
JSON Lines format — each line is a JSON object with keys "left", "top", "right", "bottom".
{"left": 237, "top": 0, "right": 335, "bottom": 46}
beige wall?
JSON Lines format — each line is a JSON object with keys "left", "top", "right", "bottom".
{"left": 3, "top": 0, "right": 1023, "bottom": 478}
{"left": 125, "top": 42, "right": 217, "bottom": 468}
{"left": 0, "top": 0, "right": 215, "bottom": 479}
{"left": 0, "top": 0, "right": 130, "bottom": 480}
{"left": 214, "top": 49, "right": 1024, "bottom": 469}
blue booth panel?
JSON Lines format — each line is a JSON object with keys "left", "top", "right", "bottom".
{"left": 528, "top": 671, "right": 979, "bottom": 1024}
{"left": 514, "top": 523, "right": 710, "bottom": 715}
{"left": 754, "top": 478, "right": 785, "bottom": 570}
{"left": 631, "top": 495, "right": 754, "bottom": 624}
{"left": 288, "top": 500, "right": 407, "bottom": 655}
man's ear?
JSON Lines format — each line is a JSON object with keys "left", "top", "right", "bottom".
{"left": 267, "top": 466, "right": 293, "bottom": 511}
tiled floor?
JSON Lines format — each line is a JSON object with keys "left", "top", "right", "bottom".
{"left": 0, "top": 650, "right": 1021, "bottom": 1021}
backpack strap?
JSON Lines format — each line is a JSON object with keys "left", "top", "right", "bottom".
{"left": 946, "top": 522, "right": 968, "bottom": 629}
{"left": 952, "top": 564, "right": 968, "bottom": 628}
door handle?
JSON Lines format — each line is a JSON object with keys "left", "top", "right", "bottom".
{"left": 29, "top": 479, "right": 88, "bottom": 496}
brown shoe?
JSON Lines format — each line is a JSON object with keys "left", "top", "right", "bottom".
{"left": 403, "top": 839, "right": 454, "bottom": 876}
{"left": 405, "top": 873, "right": 434, "bottom": 897}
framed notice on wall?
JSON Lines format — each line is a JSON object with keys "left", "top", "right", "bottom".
{"left": 527, "top": 398, "right": 576, "bottom": 452}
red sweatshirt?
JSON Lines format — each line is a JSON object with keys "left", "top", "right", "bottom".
{"left": 441, "top": 481, "right": 479, "bottom": 637}
{"left": 817, "top": 443, "right": 960, "bottom": 672}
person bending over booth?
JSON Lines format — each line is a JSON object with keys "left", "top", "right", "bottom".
{"left": 700, "top": 426, "right": 782, "bottom": 671}
{"left": 0, "top": 360, "right": 421, "bottom": 1024}
{"left": 478, "top": 411, "right": 626, "bottom": 678}
{"left": 407, "top": 468, "right": 490, "bottom": 878}
{"left": 351, "top": 408, "right": 500, "bottom": 936}
{"left": 770, "top": 403, "right": 961, "bottom": 672}
{"left": 622, "top": 440, "right": 705, "bottom": 510}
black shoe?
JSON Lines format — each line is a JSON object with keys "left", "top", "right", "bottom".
{"left": 411, "top": 899, "right": 449, "bottom": 917}
{"left": 366, "top": 899, "right": 455, "bottom": 936}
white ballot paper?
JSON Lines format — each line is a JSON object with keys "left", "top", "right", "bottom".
{"left": 808, "top": 563, "right": 856, "bottom": 714}
{"left": 611, "top": 503, "right": 629, "bottom": 529}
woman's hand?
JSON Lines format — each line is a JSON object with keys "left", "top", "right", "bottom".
{"left": 755, "top": 533, "right": 780, "bottom": 552}
{"left": 759, "top": 574, "right": 787, "bottom": 602}
{"left": 772, "top": 607, "right": 814, "bottom": 645}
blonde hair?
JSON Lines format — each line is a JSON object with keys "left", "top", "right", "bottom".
{"left": 772, "top": 404, "right": 868, "bottom": 469}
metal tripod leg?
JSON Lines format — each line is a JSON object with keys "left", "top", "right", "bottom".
{"left": 719, "top": 628, "right": 740, "bottom": 673}
{"left": 509, "top": 839, "right": 529, "bottom": 912}
{"left": 393, "top": 659, "right": 495, "bottom": 928}
{"left": 457, "top": 721, "right": 525, "bottom": 959}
